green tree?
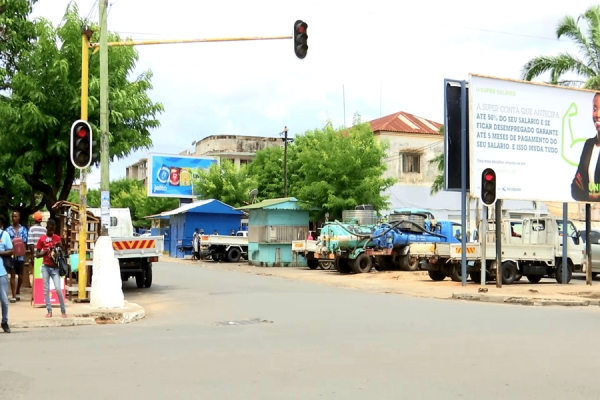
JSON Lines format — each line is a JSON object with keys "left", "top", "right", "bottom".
{"left": 0, "top": 0, "right": 38, "bottom": 90}
{"left": 193, "top": 160, "right": 256, "bottom": 208}
{"left": 289, "top": 114, "right": 395, "bottom": 219}
{"left": 87, "top": 179, "right": 178, "bottom": 228}
{"left": 247, "top": 146, "right": 285, "bottom": 200}
{"left": 429, "top": 125, "right": 445, "bottom": 195}
{"left": 521, "top": 5, "right": 600, "bottom": 88}
{"left": 0, "top": 5, "right": 163, "bottom": 220}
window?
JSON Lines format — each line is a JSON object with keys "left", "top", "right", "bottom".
{"left": 402, "top": 153, "right": 420, "bottom": 173}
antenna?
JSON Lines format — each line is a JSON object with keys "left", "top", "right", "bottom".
{"left": 249, "top": 188, "right": 258, "bottom": 204}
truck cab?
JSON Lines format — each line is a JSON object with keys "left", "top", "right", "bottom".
{"left": 87, "top": 208, "right": 134, "bottom": 237}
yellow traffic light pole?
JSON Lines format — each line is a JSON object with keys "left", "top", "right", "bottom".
{"left": 89, "top": 35, "right": 292, "bottom": 50}
{"left": 77, "top": 26, "right": 93, "bottom": 301}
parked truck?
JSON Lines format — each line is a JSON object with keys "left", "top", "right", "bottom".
{"left": 88, "top": 208, "right": 164, "bottom": 288}
{"left": 200, "top": 231, "right": 248, "bottom": 262}
{"left": 412, "top": 216, "right": 585, "bottom": 284}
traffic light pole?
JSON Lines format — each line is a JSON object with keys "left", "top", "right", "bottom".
{"left": 78, "top": 27, "right": 92, "bottom": 301}
{"left": 99, "top": 0, "right": 110, "bottom": 236}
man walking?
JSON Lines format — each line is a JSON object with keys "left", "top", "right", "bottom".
{"left": 0, "top": 215, "right": 14, "bottom": 333}
{"left": 7, "top": 211, "right": 27, "bottom": 303}
{"left": 35, "top": 219, "right": 66, "bottom": 318}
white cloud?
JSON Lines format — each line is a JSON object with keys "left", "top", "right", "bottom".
{"left": 29, "top": 0, "right": 598, "bottom": 189}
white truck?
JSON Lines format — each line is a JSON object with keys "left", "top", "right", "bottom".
{"left": 88, "top": 208, "right": 164, "bottom": 288}
{"left": 291, "top": 240, "right": 334, "bottom": 270}
{"left": 411, "top": 216, "right": 585, "bottom": 284}
{"left": 200, "top": 231, "right": 248, "bottom": 262}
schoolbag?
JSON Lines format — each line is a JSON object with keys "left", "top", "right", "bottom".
{"left": 11, "top": 229, "right": 26, "bottom": 257}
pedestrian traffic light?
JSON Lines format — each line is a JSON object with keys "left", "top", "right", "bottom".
{"left": 481, "top": 168, "right": 497, "bottom": 206}
{"left": 293, "top": 20, "right": 308, "bottom": 59}
{"left": 70, "top": 120, "right": 93, "bottom": 169}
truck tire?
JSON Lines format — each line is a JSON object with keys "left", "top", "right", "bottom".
{"left": 470, "top": 271, "right": 481, "bottom": 283}
{"left": 374, "top": 256, "right": 394, "bottom": 271}
{"left": 400, "top": 255, "right": 419, "bottom": 271}
{"left": 555, "top": 263, "right": 572, "bottom": 284}
{"left": 450, "top": 265, "right": 463, "bottom": 282}
{"left": 526, "top": 275, "right": 543, "bottom": 283}
{"left": 351, "top": 254, "right": 372, "bottom": 274}
{"left": 227, "top": 247, "right": 242, "bottom": 262}
{"left": 501, "top": 261, "right": 517, "bottom": 285}
{"left": 320, "top": 261, "right": 334, "bottom": 270}
{"left": 144, "top": 265, "right": 153, "bottom": 288}
{"left": 307, "top": 259, "right": 319, "bottom": 270}
{"left": 428, "top": 270, "right": 446, "bottom": 281}
{"left": 135, "top": 271, "right": 145, "bottom": 288}
{"left": 334, "top": 258, "right": 352, "bottom": 274}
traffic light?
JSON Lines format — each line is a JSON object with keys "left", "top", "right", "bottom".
{"left": 481, "top": 168, "right": 497, "bottom": 206}
{"left": 70, "top": 120, "right": 93, "bottom": 169}
{"left": 293, "top": 20, "right": 308, "bottom": 59}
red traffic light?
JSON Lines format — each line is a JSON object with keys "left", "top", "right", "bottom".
{"left": 77, "top": 128, "right": 87, "bottom": 138}
{"left": 297, "top": 25, "right": 306, "bottom": 34}
{"left": 484, "top": 173, "right": 494, "bottom": 181}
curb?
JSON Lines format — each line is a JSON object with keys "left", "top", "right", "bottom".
{"left": 452, "top": 293, "right": 595, "bottom": 307}
{"left": 11, "top": 302, "right": 146, "bottom": 328}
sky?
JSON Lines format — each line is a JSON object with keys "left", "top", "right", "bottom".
{"left": 29, "top": 0, "right": 595, "bottom": 189}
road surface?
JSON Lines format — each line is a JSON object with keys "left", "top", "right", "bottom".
{"left": 2, "top": 260, "right": 600, "bottom": 399}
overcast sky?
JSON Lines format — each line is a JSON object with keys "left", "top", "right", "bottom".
{"left": 30, "top": 0, "right": 593, "bottom": 188}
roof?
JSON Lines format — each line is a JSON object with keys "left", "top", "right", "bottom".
{"left": 237, "top": 197, "right": 301, "bottom": 210}
{"left": 369, "top": 111, "right": 442, "bottom": 135}
{"left": 144, "top": 199, "right": 243, "bottom": 219}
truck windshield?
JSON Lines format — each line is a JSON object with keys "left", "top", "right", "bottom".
{"left": 557, "top": 221, "right": 578, "bottom": 238}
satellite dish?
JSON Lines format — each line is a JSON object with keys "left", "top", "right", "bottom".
{"left": 248, "top": 188, "right": 259, "bottom": 204}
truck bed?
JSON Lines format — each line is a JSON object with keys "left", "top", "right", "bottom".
{"left": 292, "top": 240, "right": 319, "bottom": 253}
{"left": 410, "top": 242, "right": 557, "bottom": 263}
{"left": 200, "top": 235, "right": 248, "bottom": 246}
{"left": 112, "top": 236, "right": 164, "bottom": 259}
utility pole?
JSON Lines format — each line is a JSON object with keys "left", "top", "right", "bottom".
{"left": 282, "top": 126, "right": 289, "bottom": 197}
{"left": 99, "top": 0, "right": 110, "bottom": 236}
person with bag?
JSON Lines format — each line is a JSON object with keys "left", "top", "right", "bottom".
{"left": 0, "top": 215, "right": 14, "bottom": 333}
{"left": 7, "top": 211, "right": 27, "bottom": 303}
{"left": 35, "top": 219, "right": 66, "bottom": 318}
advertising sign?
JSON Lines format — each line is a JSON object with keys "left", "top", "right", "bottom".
{"left": 469, "top": 74, "right": 600, "bottom": 203}
{"left": 147, "top": 153, "right": 216, "bottom": 198}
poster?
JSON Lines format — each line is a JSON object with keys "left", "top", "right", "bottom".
{"left": 147, "top": 153, "right": 216, "bottom": 198}
{"left": 469, "top": 74, "right": 600, "bottom": 203}
{"left": 32, "top": 258, "right": 66, "bottom": 308}
{"left": 101, "top": 190, "right": 110, "bottom": 230}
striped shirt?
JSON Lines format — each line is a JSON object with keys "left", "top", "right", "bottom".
{"left": 28, "top": 224, "right": 46, "bottom": 247}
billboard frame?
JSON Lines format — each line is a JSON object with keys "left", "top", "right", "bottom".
{"left": 443, "top": 78, "right": 470, "bottom": 192}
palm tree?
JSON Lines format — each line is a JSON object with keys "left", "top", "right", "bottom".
{"left": 521, "top": 5, "right": 600, "bottom": 88}
{"left": 429, "top": 126, "right": 444, "bottom": 195}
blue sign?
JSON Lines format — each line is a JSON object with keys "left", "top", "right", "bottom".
{"left": 148, "top": 154, "right": 216, "bottom": 198}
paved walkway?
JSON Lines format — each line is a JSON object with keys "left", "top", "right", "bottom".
{"left": 167, "top": 256, "right": 600, "bottom": 308}
{"left": 6, "top": 287, "right": 146, "bottom": 328}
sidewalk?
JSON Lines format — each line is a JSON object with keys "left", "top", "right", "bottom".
{"left": 6, "top": 288, "right": 146, "bottom": 329}
{"left": 169, "top": 256, "right": 600, "bottom": 308}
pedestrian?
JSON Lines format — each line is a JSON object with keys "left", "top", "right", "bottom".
{"left": 0, "top": 215, "right": 14, "bottom": 333}
{"left": 230, "top": 229, "right": 235, "bottom": 236}
{"left": 27, "top": 211, "right": 46, "bottom": 253}
{"left": 192, "top": 228, "right": 200, "bottom": 261}
{"left": 6, "top": 210, "right": 27, "bottom": 303}
{"left": 35, "top": 219, "right": 67, "bottom": 318}
{"left": 307, "top": 231, "right": 314, "bottom": 240}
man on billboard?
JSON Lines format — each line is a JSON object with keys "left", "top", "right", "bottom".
{"left": 572, "top": 92, "right": 600, "bottom": 201}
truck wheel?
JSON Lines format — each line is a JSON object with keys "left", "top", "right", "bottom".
{"left": 135, "top": 271, "right": 145, "bottom": 288}
{"left": 144, "top": 265, "right": 153, "bottom": 288}
{"left": 351, "top": 254, "right": 372, "bottom": 273}
{"left": 555, "top": 263, "right": 573, "bottom": 284}
{"left": 400, "top": 255, "right": 419, "bottom": 271}
{"left": 470, "top": 271, "right": 481, "bottom": 283}
{"left": 526, "top": 275, "right": 543, "bottom": 283}
{"left": 334, "top": 258, "right": 352, "bottom": 274}
{"left": 428, "top": 270, "right": 446, "bottom": 281}
{"left": 320, "top": 261, "right": 334, "bottom": 270}
{"left": 450, "top": 265, "right": 463, "bottom": 282}
{"left": 227, "top": 248, "right": 242, "bottom": 262}
{"left": 593, "top": 272, "right": 599, "bottom": 279}
{"left": 307, "top": 259, "right": 319, "bottom": 270}
{"left": 374, "top": 256, "right": 394, "bottom": 271}
{"left": 501, "top": 261, "right": 517, "bottom": 285}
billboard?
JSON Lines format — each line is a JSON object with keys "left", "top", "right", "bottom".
{"left": 444, "top": 79, "right": 470, "bottom": 191}
{"left": 147, "top": 153, "right": 217, "bottom": 198}
{"left": 469, "top": 74, "right": 600, "bottom": 203}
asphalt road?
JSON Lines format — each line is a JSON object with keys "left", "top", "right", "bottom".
{"left": 2, "top": 261, "right": 600, "bottom": 400}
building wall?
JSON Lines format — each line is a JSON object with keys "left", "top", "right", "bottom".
{"left": 192, "top": 135, "right": 283, "bottom": 168}
{"left": 376, "top": 132, "right": 443, "bottom": 184}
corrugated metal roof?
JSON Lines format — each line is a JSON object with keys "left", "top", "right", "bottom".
{"left": 369, "top": 111, "right": 442, "bottom": 135}
{"left": 237, "top": 197, "right": 297, "bottom": 210}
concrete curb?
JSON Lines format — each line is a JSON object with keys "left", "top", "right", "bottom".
{"left": 452, "top": 293, "right": 595, "bottom": 307}
{"left": 11, "top": 302, "right": 146, "bottom": 328}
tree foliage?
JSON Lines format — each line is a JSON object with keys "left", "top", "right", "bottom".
{"left": 87, "top": 179, "right": 178, "bottom": 228}
{"left": 193, "top": 160, "right": 256, "bottom": 208}
{"left": 521, "top": 5, "right": 600, "bottom": 88}
{"left": 247, "top": 146, "right": 285, "bottom": 201}
{"left": 288, "top": 115, "right": 395, "bottom": 219}
{"left": 0, "top": 5, "right": 163, "bottom": 220}
{"left": 429, "top": 125, "right": 444, "bottom": 195}
{"left": 0, "top": 0, "right": 37, "bottom": 91}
